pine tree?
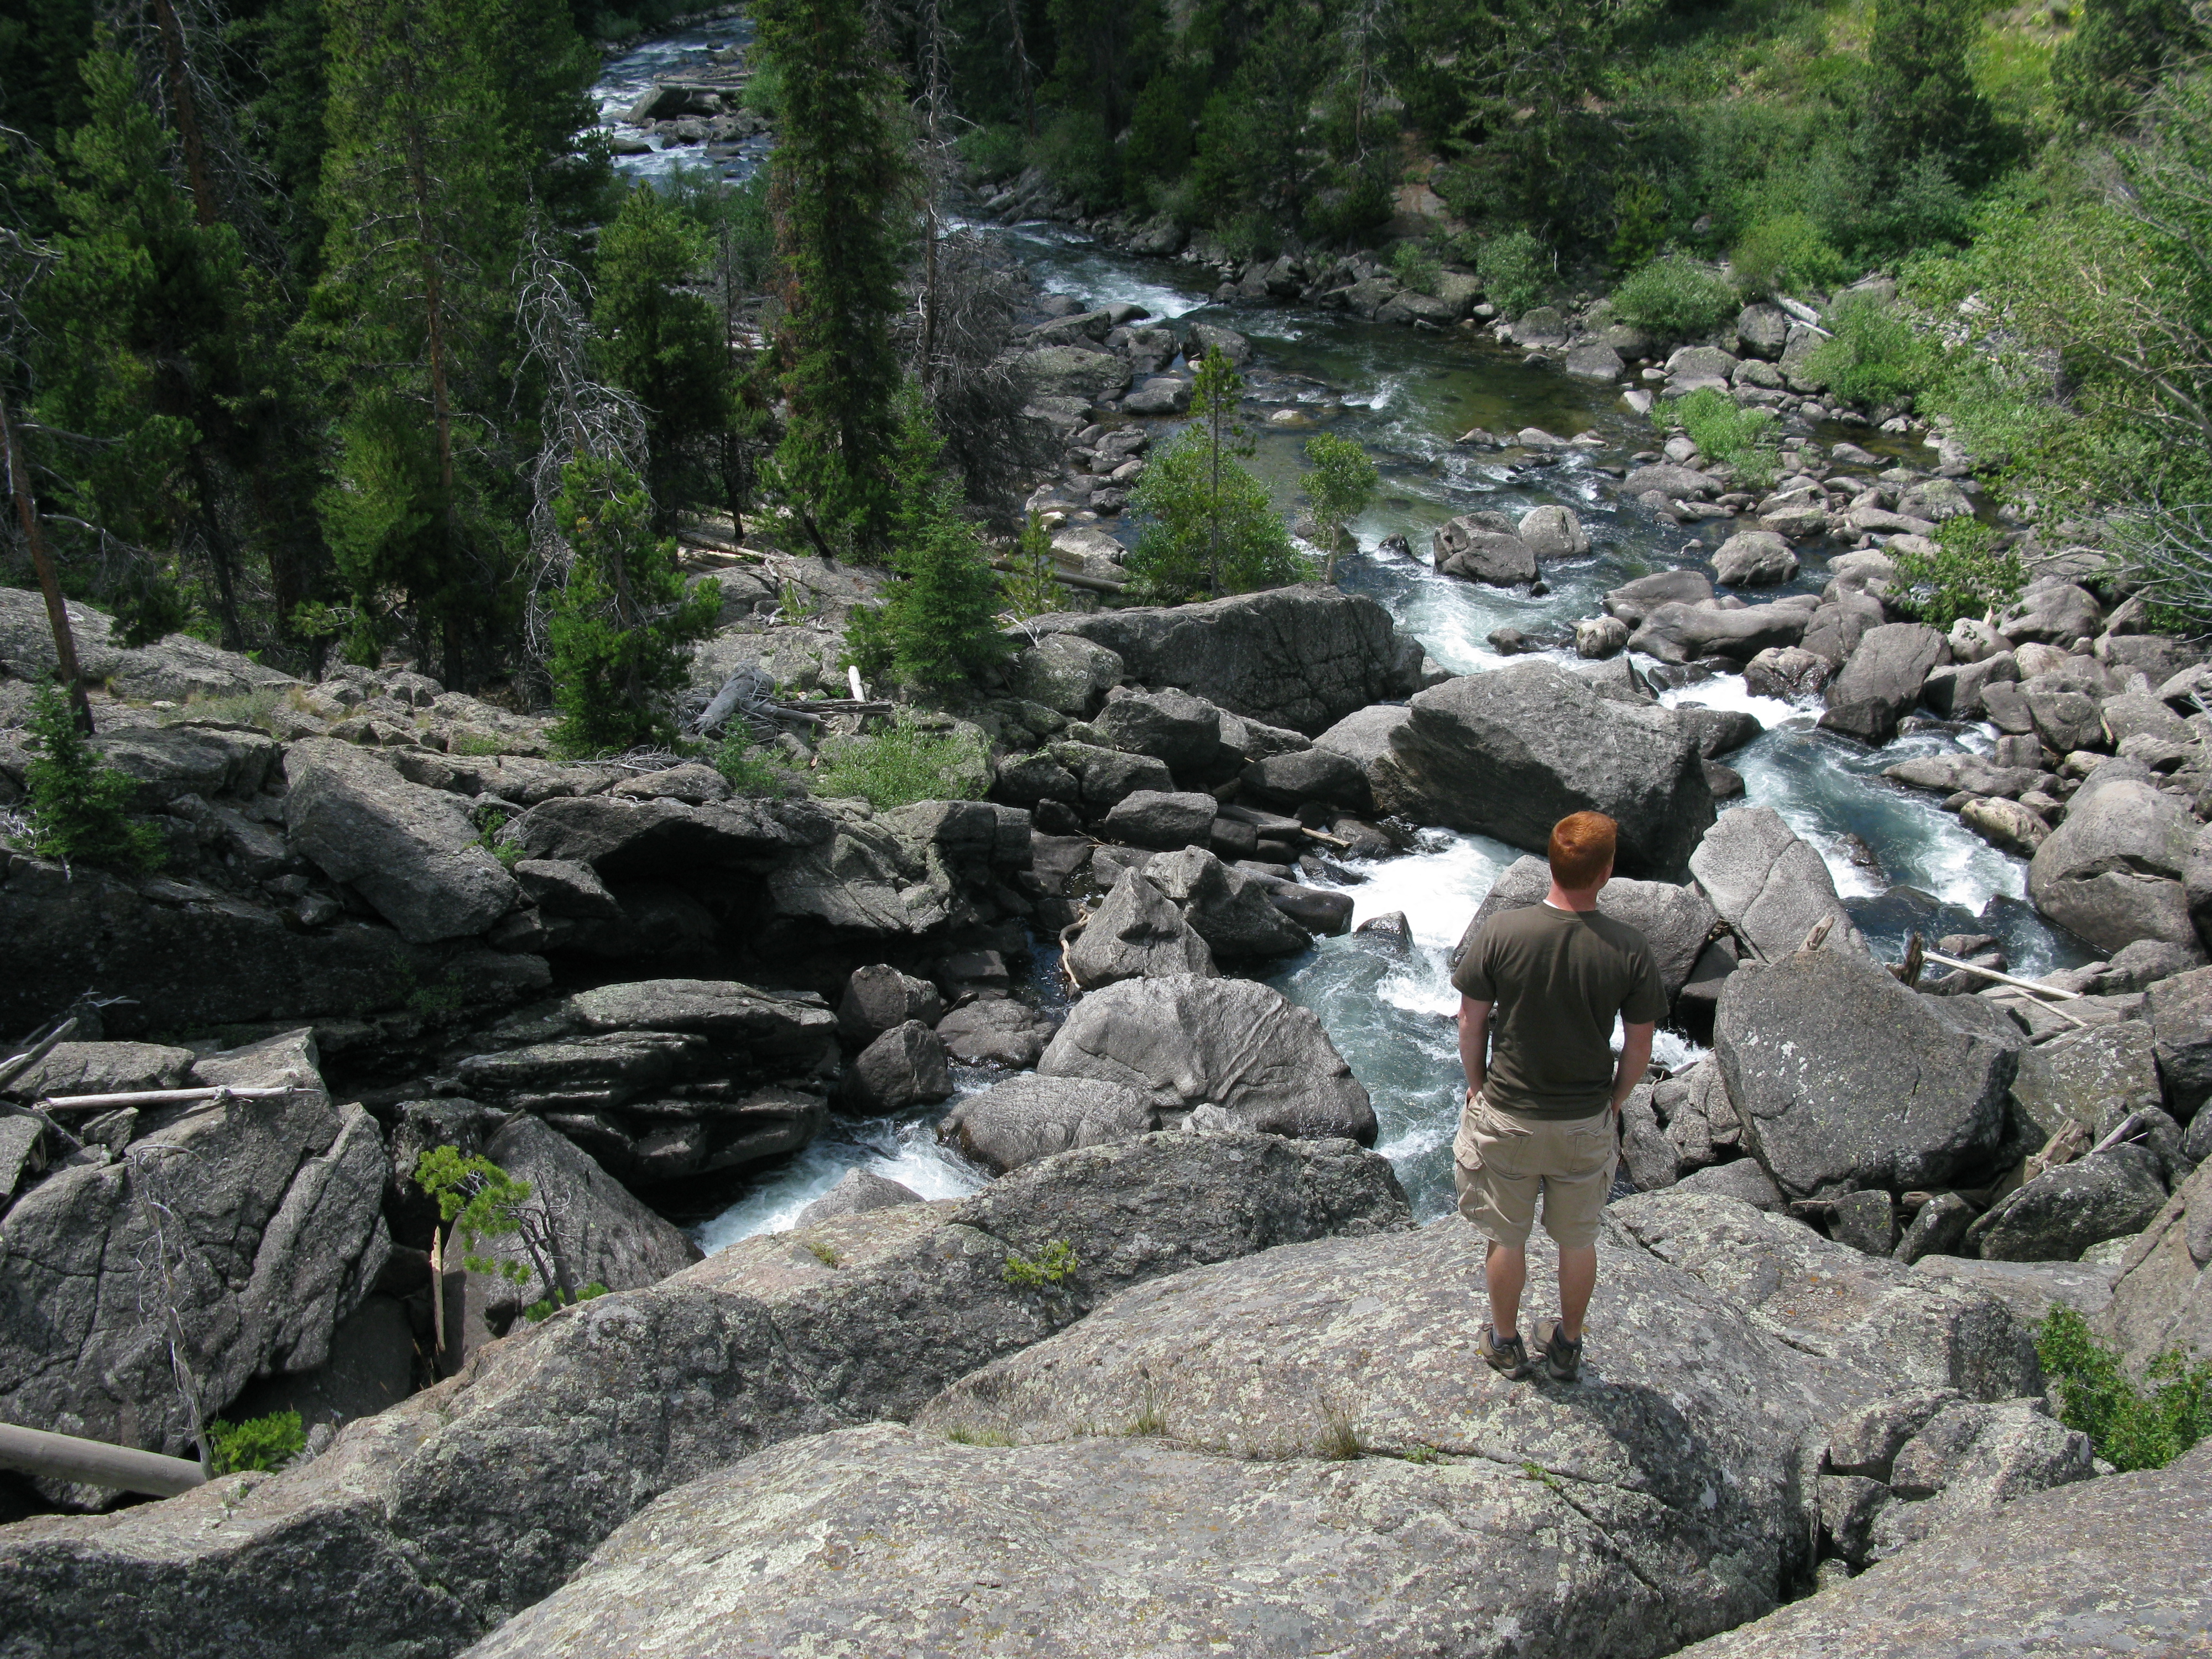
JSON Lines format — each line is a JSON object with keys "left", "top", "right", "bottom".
{"left": 545, "top": 457, "right": 721, "bottom": 754}
{"left": 592, "top": 184, "right": 732, "bottom": 533}
{"left": 2054, "top": 0, "right": 2209, "bottom": 129}
{"left": 307, "top": 0, "right": 545, "bottom": 680}
{"left": 755, "top": 0, "right": 913, "bottom": 559}
{"left": 1867, "top": 0, "right": 1991, "bottom": 175}
{"left": 878, "top": 395, "right": 1010, "bottom": 687}
{"left": 22, "top": 682, "right": 164, "bottom": 871}
{"left": 1128, "top": 350, "right": 1304, "bottom": 601}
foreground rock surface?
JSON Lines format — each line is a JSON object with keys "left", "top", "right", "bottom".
{"left": 1677, "top": 1442, "right": 2212, "bottom": 1658}
{"left": 0, "top": 1133, "right": 1407, "bottom": 1657}
{"left": 472, "top": 1192, "right": 2043, "bottom": 1659}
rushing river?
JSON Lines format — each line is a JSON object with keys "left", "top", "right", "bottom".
{"left": 593, "top": 25, "right": 2093, "bottom": 1243}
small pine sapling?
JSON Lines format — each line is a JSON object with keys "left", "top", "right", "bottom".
{"left": 1128, "top": 350, "right": 1304, "bottom": 601}
{"left": 22, "top": 682, "right": 164, "bottom": 871}
{"left": 414, "top": 1145, "right": 607, "bottom": 1321}
{"left": 878, "top": 394, "right": 1011, "bottom": 687}
{"left": 1000, "top": 511, "right": 1067, "bottom": 618}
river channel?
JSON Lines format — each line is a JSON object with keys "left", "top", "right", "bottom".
{"left": 589, "top": 22, "right": 2092, "bottom": 1240}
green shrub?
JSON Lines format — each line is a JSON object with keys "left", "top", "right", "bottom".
{"left": 1215, "top": 208, "right": 1281, "bottom": 265}
{"left": 1731, "top": 213, "right": 1848, "bottom": 299}
{"left": 711, "top": 734, "right": 799, "bottom": 796}
{"left": 1389, "top": 240, "right": 1442, "bottom": 296}
{"left": 878, "top": 395, "right": 1011, "bottom": 689}
{"left": 1805, "top": 292, "right": 1932, "bottom": 409}
{"left": 22, "top": 683, "right": 164, "bottom": 872}
{"left": 208, "top": 1409, "right": 305, "bottom": 1474}
{"left": 1890, "top": 515, "right": 2025, "bottom": 628}
{"left": 1612, "top": 253, "right": 1739, "bottom": 341}
{"left": 957, "top": 123, "right": 1025, "bottom": 185}
{"left": 1000, "top": 512, "right": 1067, "bottom": 619}
{"left": 810, "top": 713, "right": 990, "bottom": 810}
{"left": 1128, "top": 352, "right": 1307, "bottom": 602}
{"left": 1475, "top": 229, "right": 1550, "bottom": 317}
{"left": 1608, "top": 175, "right": 1670, "bottom": 274}
{"left": 1003, "top": 1238, "right": 1078, "bottom": 1288}
{"left": 1658, "top": 388, "right": 1782, "bottom": 489}
{"left": 474, "top": 810, "right": 526, "bottom": 869}
{"left": 841, "top": 604, "right": 895, "bottom": 691}
{"left": 1300, "top": 432, "right": 1379, "bottom": 581}
{"left": 1034, "top": 110, "right": 1119, "bottom": 210}
{"left": 2037, "top": 1304, "right": 2212, "bottom": 1471}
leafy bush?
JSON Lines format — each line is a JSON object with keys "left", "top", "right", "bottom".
{"left": 1474, "top": 229, "right": 1550, "bottom": 317}
{"left": 1891, "top": 515, "right": 2025, "bottom": 628}
{"left": 810, "top": 714, "right": 990, "bottom": 810}
{"left": 1731, "top": 213, "right": 1848, "bottom": 299}
{"left": 22, "top": 683, "right": 164, "bottom": 872}
{"left": 1658, "top": 388, "right": 1782, "bottom": 488}
{"left": 1128, "top": 353, "right": 1307, "bottom": 602}
{"left": 957, "top": 123, "right": 1025, "bottom": 185}
{"left": 1003, "top": 1239, "right": 1078, "bottom": 1288}
{"left": 207, "top": 1409, "right": 305, "bottom": 1475}
{"left": 1805, "top": 292, "right": 1933, "bottom": 409}
{"left": 2038, "top": 1304, "right": 2212, "bottom": 1471}
{"left": 711, "top": 734, "right": 799, "bottom": 795}
{"left": 1611, "top": 253, "right": 1739, "bottom": 341}
{"left": 1389, "top": 240, "right": 1442, "bottom": 296}
{"left": 1301, "top": 432, "right": 1379, "bottom": 581}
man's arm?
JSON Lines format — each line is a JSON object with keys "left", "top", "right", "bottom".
{"left": 1611, "top": 1021, "right": 1655, "bottom": 1113}
{"left": 1457, "top": 996, "right": 1491, "bottom": 1102}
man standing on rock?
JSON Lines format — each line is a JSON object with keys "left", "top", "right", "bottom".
{"left": 1452, "top": 811, "right": 1663, "bottom": 1382}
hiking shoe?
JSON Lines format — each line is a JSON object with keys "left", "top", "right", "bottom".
{"left": 1480, "top": 1325, "right": 1528, "bottom": 1379}
{"left": 1536, "top": 1319, "right": 1582, "bottom": 1383}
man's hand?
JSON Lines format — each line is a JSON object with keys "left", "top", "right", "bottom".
{"left": 1457, "top": 997, "right": 1491, "bottom": 1104}
{"left": 1611, "top": 1020, "right": 1655, "bottom": 1114}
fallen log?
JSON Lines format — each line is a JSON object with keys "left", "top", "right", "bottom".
{"left": 39, "top": 1085, "right": 295, "bottom": 1113}
{"left": 0, "top": 1421, "right": 206, "bottom": 1499}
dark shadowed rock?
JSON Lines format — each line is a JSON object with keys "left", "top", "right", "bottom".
{"left": 932, "top": 999, "right": 1057, "bottom": 1067}
{"left": 0, "top": 1133, "right": 1409, "bottom": 1659}
{"left": 1065, "top": 870, "right": 1218, "bottom": 990}
{"left": 1040, "top": 974, "right": 1376, "bottom": 1143}
{"left": 1241, "top": 745, "right": 1369, "bottom": 809}
{"left": 938, "top": 1074, "right": 1159, "bottom": 1173}
{"left": 841, "top": 1020, "right": 951, "bottom": 1114}
{"left": 1386, "top": 661, "right": 1715, "bottom": 878}
{"left": 1819, "top": 624, "right": 1949, "bottom": 745}
{"left": 1717, "top": 949, "right": 2017, "bottom": 1200}
{"left": 835, "top": 963, "right": 943, "bottom": 1047}
{"left": 1100, "top": 788, "right": 1217, "bottom": 849}
{"left": 499, "top": 793, "right": 831, "bottom": 879}
{"left": 1144, "top": 847, "right": 1312, "bottom": 961}
{"left": 1674, "top": 1442, "right": 2212, "bottom": 1659}
{"left": 1966, "top": 1145, "right": 2169, "bottom": 1262}
{"left": 1031, "top": 586, "right": 1420, "bottom": 734}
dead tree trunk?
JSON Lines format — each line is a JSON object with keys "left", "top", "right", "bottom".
{"left": 0, "top": 391, "right": 93, "bottom": 733}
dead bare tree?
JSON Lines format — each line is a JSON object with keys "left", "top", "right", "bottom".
{"left": 900, "top": 228, "right": 1046, "bottom": 516}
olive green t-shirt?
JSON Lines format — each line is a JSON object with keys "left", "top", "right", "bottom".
{"left": 1451, "top": 901, "right": 1667, "bottom": 1120}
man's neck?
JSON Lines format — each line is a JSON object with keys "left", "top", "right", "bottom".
{"left": 1545, "top": 880, "right": 1603, "bottom": 913}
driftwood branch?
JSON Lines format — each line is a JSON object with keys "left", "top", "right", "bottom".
{"left": 0, "top": 1421, "right": 206, "bottom": 1499}
{"left": 1917, "top": 951, "right": 2094, "bottom": 1027}
{"left": 39, "top": 1086, "right": 293, "bottom": 1113}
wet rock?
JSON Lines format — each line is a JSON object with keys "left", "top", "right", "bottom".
{"left": 1065, "top": 870, "right": 1218, "bottom": 990}
{"left": 2028, "top": 762, "right": 2197, "bottom": 952}
{"left": 1039, "top": 974, "right": 1375, "bottom": 1142}
{"left": 842, "top": 1020, "right": 952, "bottom": 1114}
{"left": 1966, "top": 1145, "right": 2170, "bottom": 1262}
{"left": 1819, "top": 624, "right": 1949, "bottom": 746}
{"left": 792, "top": 1168, "right": 922, "bottom": 1228}
{"left": 1605, "top": 567, "right": 1714, "bottom": 626}
{"left": 933, "top": 999, "right": 1057, "bottom": 1067}
{"left": 1431, "top": 518, "right": 1539, "bottom": 585}
{"left": 1690, "top": 805, "right": 1862, "bottom": 962}
{"left": 1100, "top": 788, "right": 1217, "bottom": 849}
{"left": 1712, "top": 531, "right": 1799, "bottom": 587}
{"left": 1631, "top": 599, "right": 1815, "bottom": 664}
{"left": 1961, "top": 796, "right": 2051, "bottom": 857}
{"left": 938, "top": 1075, "right": 1158, "bottom": 1173}
{"left": 1717, "top": 947, "right": 2015, "bottom": 1200}
{"left": 1385, "top": 660, "right": 1716, "bottom": 878}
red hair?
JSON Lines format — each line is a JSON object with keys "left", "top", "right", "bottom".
{"left": 1548, "top": 812, "right": 1617, "bottom": 890}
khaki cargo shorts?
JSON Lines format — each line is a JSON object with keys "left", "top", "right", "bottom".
{"left": 1453, "top": 1090, "right": 1618, "bottom": 1250}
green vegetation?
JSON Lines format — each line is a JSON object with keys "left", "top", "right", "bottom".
{"left": 1610, "top": 254, "right": 1739, "bottom": 343}
{"left": 1804, "top": 293, "right": 1931, "bottom": 413}
{"left": 414, "top": 1145, "right": 607, "bottom": 1320}
{"left": 1000, "top": 513, "right": 1069, "bottom": 618}
{"left": 1128, "top": 351, "right": 1306, "bottom": 601}
{"left": 1301, "top": 432, "right": 1379, "bottom": 581}
{"left": 800, "top": 1235, "right": 842, "bottom": 1267}
{"left": 712, "top": 734, "right": 800, "bottom": 796}
{"left": 22, "top": 683, "right": 164, "bottom": 872}
{"left": 2037, "top": 1305, "right": 2212, "bottom": 1472}
{"left": 1474, "top": 231, "right": 1550, "bottom": 319}
{"left": 545, "top": 458, "right": 721, "bottom": 755}
{"left": 874, "top": 397, "right": 1013, "bottom": 688}
{"left": 1890, "top": 516, "right": 2026, "bottom": 628}
{"left": 207, "top": 1410, "right": 306, "bottom": 1475}
{"left": 475, "top": 811, "right": 526, "bottom": 869}
{"left": 810, "top": 714, "right": 990, "bottom": 809}
{"left": 943, "top": 1423, "right": 1015, "bottom": 1446}
{"left": 1730, "top": 215, "right": 1848, "bottom": 300}
{"left": 1389, "top": 240, "right": 1442, "bottom": 296}
{"left": 1658, "top": 388, "right": 1782, "bottom": 490}
{"left": 1001, "top": 1238, "right": 1079, "bottom": 1288}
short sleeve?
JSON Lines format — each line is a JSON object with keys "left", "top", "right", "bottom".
{"left": 1452, "top": 922, "right": 1496, "bottom": 1001}
{"left": 1620, "top": 942, "right": 1666, "bottom": 1025}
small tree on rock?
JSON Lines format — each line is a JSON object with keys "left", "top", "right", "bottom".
{"left": 545, "top": 457, "right": 720, "bottom": 754}
{"left": 877, "top": 395, "right": 1010, "bottom": 687}
{"left": 1300, "top": 432, "right": 1378, "bottom": 582}
{"left": 22, "top": 682, "right": 164, "bottom": 871}
{"left": 1127, "top": 350, "right": 1304, "bottom": 601}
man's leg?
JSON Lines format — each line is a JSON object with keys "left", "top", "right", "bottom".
{"left": 1486, "top": 1241, "right": 1526, "bottom": 1340}
{"left": 1556, "top": 1243, "right": 1597, "bottom": 1342}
